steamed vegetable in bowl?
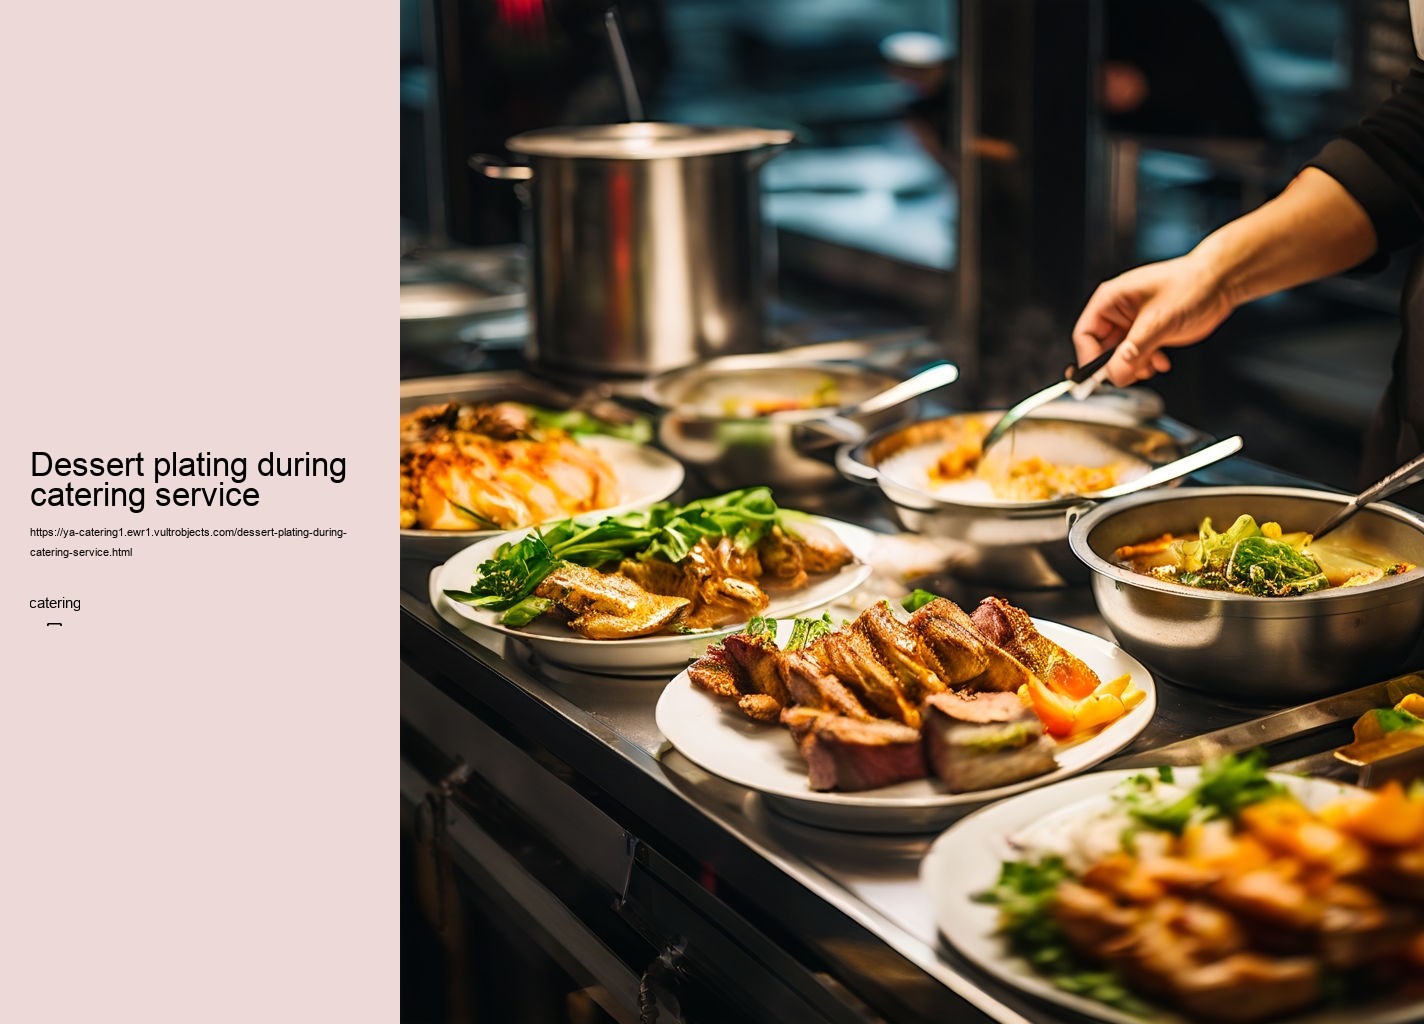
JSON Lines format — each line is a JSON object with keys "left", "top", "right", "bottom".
{"left": 1113, "top": 513, "right": 1415, "bottom": 596}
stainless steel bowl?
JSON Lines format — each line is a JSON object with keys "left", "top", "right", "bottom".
{"left": 1069, "top": 486, "right": 1424, "bottom": 700}
{"left": 837, "top": 413, "right": 1194, "bottom": 587}
{"left": 645, "top": 355, "right": 919, "bottom": 493}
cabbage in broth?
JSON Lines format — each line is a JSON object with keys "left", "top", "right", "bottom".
{"left": 1114, "top": 514, "right": 1414, "bottom": 596}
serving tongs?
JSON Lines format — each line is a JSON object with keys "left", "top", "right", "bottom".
{"left": 979, "top": 344, "right": 1120, "bottom": 455}
{"left": 1311, "top": 451, "right": 1424, "bottom": 541}
{"left": 1106, "top": 671, "right": 1424, "bottom": 787}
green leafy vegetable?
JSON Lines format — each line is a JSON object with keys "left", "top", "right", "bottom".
{"left": 523, "top": 404, "right": 653, "bottom": 444}
{"left": 785, "top": 612, "right": 835, "bottom": 651}
{"left": 1158, "top": 515, "right": 1329, "bottom": 596}
{"left": 499, "top": 595, "right": 554, "bottom": 626}
{"left": 900, "top": 588, "right": 942, "bottom": 613}
{"left": 442, "top": 487, "right": 810, "bottom": 621}
{"left": 1125, "top": 750, "right": 1285, "bottom": 836}
{"left": 744, "top": 616, "right": 778, "bottom": 640}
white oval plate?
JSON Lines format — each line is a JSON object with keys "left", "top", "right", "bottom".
{"left": 920, "top": 767, "right": 1421, "bottom": 1024}
{"left": 654, "top": 617, "right": 1156, "bottom": 832}
{"left": 434, "top": 516, "right": 876, "bottom": 675}
{"left": 401, "top": 434, "right": 685, "bottom": 557}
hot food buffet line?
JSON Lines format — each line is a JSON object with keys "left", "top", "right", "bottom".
{"left": 400, "top": 360, "right": 1424, "bottom": 1024}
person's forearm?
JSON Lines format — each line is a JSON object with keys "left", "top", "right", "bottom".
{"left": 1191, "top": 167, "right": 1378, "bottom": 310}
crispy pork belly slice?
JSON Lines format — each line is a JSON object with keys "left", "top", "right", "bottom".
{"left": 852, "top": 602, "right": 945, "bottom": 701}
{"left": 922, "top": 691, "right": 1056, "bottom": 792}
{"left": 807, "top": 629, "right": 920, "bottom": 728}
{"left": 779, "top": 650, "right": 873, "bottom": 719}
{"left": 1171, "top": 954, "right": 1321, "bottom": 1024}
{"left": 972, "top": 596, "right": 1101, "bottom": 696}
{"left": 720, "top": 633, "right": 791, "bottom": 707}
{"left": 534, "top": 564, "right": 689, "bottom": 639}
{"left": 786, "top": 711, "right": 927, "bottom": 792}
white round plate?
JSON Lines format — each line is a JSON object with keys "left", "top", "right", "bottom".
{"left": 920, "top": 768, "right": 1420, "bottom": 1024}
{"left": 654, "top": 618, "right": 1157, "bottom": 832}
{"left": 401, "top": 434, "right": 685, "bottom": 557}
{"left": 434, "top": 517, "right": 876, "bottom": 675}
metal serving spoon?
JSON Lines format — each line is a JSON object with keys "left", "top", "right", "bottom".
{"left": 1074, "top": 435, "right": 1244, "bottom": 500}
{"left": 979, "top": 344, "right": 1121, "bottom": 455}
{"left": 1312, "top": 451, "right": 1424, "bottom": 541}
{"left": 792, "top": 361, "right": 961, "bottom": 449}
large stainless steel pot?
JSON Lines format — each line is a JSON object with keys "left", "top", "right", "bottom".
{"left": 473, "top": 123, "right": 794, "bottom": 376}
{"left": 837, "top": 413, "right": 1194, "bottom": 587}
{"left": 1069, "top": 487, "right": 1424, "bottom": 700}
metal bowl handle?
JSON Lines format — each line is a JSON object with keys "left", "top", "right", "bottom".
{"left": 835, "top": 442, "right": 881, "bottom": 486}
{"left": 469, "top": 154, "right": 535, "bottom": 181}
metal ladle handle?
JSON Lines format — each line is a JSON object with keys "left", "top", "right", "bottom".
{"left": 1312, "top": 450, "right": 1424, "bottom": 540}
{"left": 1081, "top": 435, "right": 1244, "bottom": 500}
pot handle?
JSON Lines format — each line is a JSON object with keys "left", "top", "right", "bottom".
{"left": 1064, "top": 502, "right": 1094, "bottom": 530}
{"left": 746, "top": 130, "right": 797, "bottom": 171}
{"left": 835, "top": 442, "right": 881, "bottom": 487}
{"left": 469, "top": 154, "right": 534, "bottom": 181}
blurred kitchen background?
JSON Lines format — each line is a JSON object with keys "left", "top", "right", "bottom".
{"left": 399, "top": 0, "right": 1417, "bottom": 493}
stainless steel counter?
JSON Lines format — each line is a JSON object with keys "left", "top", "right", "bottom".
{"left": 399, "top": 450, "right": 1367, "bottom": 1024}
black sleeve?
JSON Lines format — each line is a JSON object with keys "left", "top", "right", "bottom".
{"left": 1305, "top": 58, "right": 1424, "bottom": 256}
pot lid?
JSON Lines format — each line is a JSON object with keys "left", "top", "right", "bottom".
{"left": 506, "top": 122, "right": 795, "bottom": 160}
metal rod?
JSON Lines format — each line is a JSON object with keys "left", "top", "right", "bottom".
{"left": 604, "top": 7, "right": 645, "bottom": 122}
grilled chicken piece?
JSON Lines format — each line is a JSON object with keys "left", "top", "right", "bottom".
{"left": 755, "top": 522, "right": 855, "bottom": 589}
{"left": 619, "top": 539, "right": 770, "bottom": 629}
{"left": 852, "top": 602, "right": 945, "bottom": 701}
{"left": 922, "top": 690, "right": 1056, "bottom": 792}
{"left": 907, "top": 601, "right": 991, "bottom": 685}
{"left": 806, "top": 629, "right": 921, "bottom": 728}
{"left": 779, "top": 708, "right": 927, "bottom": 792}
{"left": 972, "top": 596, "right": 1101, "bottom": 697}
{"left": 909, "top": 599, "right": 1034, "bottom": 692}
{"left": 688, "top": 644, "right": 785, "bottom": 723}
{"left": 721, "top": 633, "right": 791, "bottom": 707}
{"left": 534, "top": 564, "right": 689, "bottom": 639}
{"left": 779, "top": 650, "right": 874, "bottom": 719}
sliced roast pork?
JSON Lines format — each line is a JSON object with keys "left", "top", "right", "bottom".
{"left": 779, "top": 707, "right": 927, "bottom": 792}
{"left": 922, "top": 690, "right": 1056, "bottom": 792}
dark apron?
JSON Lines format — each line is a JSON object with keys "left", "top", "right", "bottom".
{"left": 1361, "top": 246, "right": 1424, "bottom": 508}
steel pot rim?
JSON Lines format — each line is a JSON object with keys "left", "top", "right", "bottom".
{"left": 1068, "top": 485, "right": 1424, "bottom": 610}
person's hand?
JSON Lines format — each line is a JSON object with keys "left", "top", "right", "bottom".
{"left": 1072, "top": 252, "right": 1237, "bottom": 386}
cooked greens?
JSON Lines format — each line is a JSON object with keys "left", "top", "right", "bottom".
{"left": 1115, "top": 513, "right": 1413, "bottom": 597}
{"left": 1118, "top": 749, "right": 1286, "bottom": 835}
{"left": 443, "top": 487, "right": 809, "bottom": 612}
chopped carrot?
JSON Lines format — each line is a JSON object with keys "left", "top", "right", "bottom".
{"left": 1026, "top": 675, "right": 1077, "bottom": 738}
